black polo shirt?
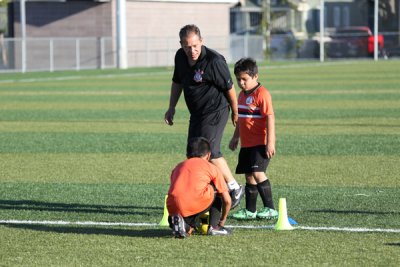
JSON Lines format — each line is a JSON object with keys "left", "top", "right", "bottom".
{"left": 172, "top": 46, "right": 233, "bottom": 117}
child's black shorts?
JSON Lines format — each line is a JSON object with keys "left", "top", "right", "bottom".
{"left": 235, "top": 145, "right": 270, "bottom": 174}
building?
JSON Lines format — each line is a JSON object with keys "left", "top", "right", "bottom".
{"left": 5, "top": 0, "right": 238, "bottom": 70}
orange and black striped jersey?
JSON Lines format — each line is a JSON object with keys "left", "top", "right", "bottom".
{"left": 237, "top": 84, "right": 274, "bottom": 148}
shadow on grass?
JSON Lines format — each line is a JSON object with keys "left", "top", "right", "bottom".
{"left": 385, "top": 243, "right": 400, "bottom": 247}
{"left": 308, "top": 209, "right": 398, "bottom": 215}
{"left": 4, "top": 223, "right": 173, "bottom": 238}
{"left": 0, "top": 199, "right": 161, "bottom": 216}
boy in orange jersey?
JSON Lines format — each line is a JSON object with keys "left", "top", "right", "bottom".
{"left": 167, "top": 137, "right": 232, "bottom": 238}
{"left": 229, "top": 58, "right": 278, "bottom": 220}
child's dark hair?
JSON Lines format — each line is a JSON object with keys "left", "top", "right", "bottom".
{"left": 234, "top": 57, "right": 258, "bottom": 77}
{"left": 186, "top": 137, "right": 211, "bottom": 158}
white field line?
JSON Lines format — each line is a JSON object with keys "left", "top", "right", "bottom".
{"left": 1, "top": 219, "right": 400, "bottom": 233}
{"left": 0, "top": 72, "right": 163, "bottom": 84}
{"left": 0, "top": 61, "right": 359, "bottom": 84}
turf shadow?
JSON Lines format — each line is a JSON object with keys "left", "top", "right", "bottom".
{"left": 385, "top": 243, "right": 400, "bottom": 247}
{"left": 4, "top": 223, "right": 173, "bottom": 238}
{"left": 0, "top": 199, "right": 161, "bottom": 216}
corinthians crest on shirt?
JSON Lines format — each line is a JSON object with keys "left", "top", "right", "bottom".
{"left": 246, "top": 96, "right": 254, "bottom": 105}
{"left": 238, "top": 95, "right": 262, "bottom": 118}
{"left": 193, "top": 69, "right": 204, "bottom": 82}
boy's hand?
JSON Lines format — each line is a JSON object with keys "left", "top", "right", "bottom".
{"left": 266, "top": 144, "right": 275, "bottom": 159}
{"left": 229, "top": 137, "right": 239, "bottom": 151}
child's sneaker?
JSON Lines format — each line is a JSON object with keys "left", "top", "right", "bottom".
{"left": 232, "top": 208, "right": 257, "bottom": 220}
{"left": 256, "top": 207, "right": 278, "bottom": 219}
{"left": 172, "top": 214, "right": 186, "bottom": 238}
{"left": 207, "top": 225, "right": 231, "bottom": 236}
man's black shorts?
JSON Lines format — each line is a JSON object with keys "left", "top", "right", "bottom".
{"left": 188, "top": 107, "right": 229, "bottom": 159}
{"left": 235, "top": 145, "right": 270, "bottom": 174}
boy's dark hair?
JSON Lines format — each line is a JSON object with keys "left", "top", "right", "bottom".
{"left": 179, "top": 24, "right": 202, "bottom": 41}
{"left": 186, "top": 137, "right": 211, "bottom": 158}
{"left": 234, "top": 57, "right": 258, "bottom": 77}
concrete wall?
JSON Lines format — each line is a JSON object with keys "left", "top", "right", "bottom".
{"left": 124, "top": 1, "right": 234, "bottom": 66}
{"left": 12, "top": 2, "right": 113, "bottom": 37}
{"left": 125, "top": 1, "right": 232, "bottom": 38}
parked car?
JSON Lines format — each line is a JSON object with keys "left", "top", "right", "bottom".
{"left": 270, "top": 29, "right": 297, "bottom": 59}
{"left": 231, "top": 28, "right": 297, "bottom": 59}
{"left": 326, "top": 26, "right": 384, "bottom": 58}
{"left": 386, "top": 46, "right": 400, "bottom": 58}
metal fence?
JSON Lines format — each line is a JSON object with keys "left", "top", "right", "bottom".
{"left": 0, "top": 37, "right": 116, "bottom": 72}
{"left": 0, "top": 32, "right": 399, "bottom": 73}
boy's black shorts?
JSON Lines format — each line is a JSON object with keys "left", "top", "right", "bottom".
{"left": 235, "top": 145, "right": 270, "bottom": 174}
{"left": 188, "top": 107, "right": 229, "bottom": 159}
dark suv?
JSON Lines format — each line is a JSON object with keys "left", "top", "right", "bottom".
{"left": 326, "top": 26, "right": 384, "bottom": 58}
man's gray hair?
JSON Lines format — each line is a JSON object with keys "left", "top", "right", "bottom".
{"left": 179, "top": 24, "right": 202, "bottom": 41}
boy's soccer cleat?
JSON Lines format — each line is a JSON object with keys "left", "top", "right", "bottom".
{"left": 256, "top": 207, "right": 278, "bottom": 219}
{"left": 230, "top": 185, "right": 245, "bottom": 209}
{"left": 172, "top": 214, "right": 187, "bottom": 238}
{"left": 207, "top": 225, "right": 232, "bottom": 236}
{"left": 231, "top": 208, "right": 257, "bottom": 220}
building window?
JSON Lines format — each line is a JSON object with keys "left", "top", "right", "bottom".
{"left": 333, "top": 6, "right": 341, "bottom": 27}
{"left": 343, "top": 6, "right": 350, "bottom": 26}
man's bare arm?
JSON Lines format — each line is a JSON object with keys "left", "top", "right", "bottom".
{"left": 164, "top": 82, "right": 183, "bottom": 125}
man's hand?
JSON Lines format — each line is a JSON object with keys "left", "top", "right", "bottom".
{"left": 231, "top": 112, "right": 238, "bottom": 127}
{"left": 164, "top": 107, "right": 175, "bottom": 126}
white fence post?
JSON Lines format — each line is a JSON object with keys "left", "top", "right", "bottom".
{"left": 116, "top": 0, "right": 128, "bottom": 69}
{"left": 49, "top": 38, "right": 54, "bottom": 72}
{"left": 320, "top": 0, "right": 325, "bottom": 62}
{"left": 374, "top": 0, "right": 379, "bottom": 61}
{"left": 100, "top": 37, "right": 105, "bottom": 69}
{"left": 76, "top": 38, "right": 80, "bottom": 71}
{"left": 20, "top": 0, "right": 27, "bottom": 72}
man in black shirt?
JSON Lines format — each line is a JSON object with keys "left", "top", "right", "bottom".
{"left": 164, "top": 24, "right": 244, "bottom": 209}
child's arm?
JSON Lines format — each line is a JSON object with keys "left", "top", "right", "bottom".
{"left": 266, "top": 114, "right": 276, "bottom": 158}
{"left": 229, "top": 124, "right": 240, "bottom": 151}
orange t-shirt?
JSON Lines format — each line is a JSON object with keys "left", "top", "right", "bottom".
{"left": 238, "top": 84, "right": 274, "bottom": 148}
{"left": 167, "top": 157, "right": 228, "bottom": 217}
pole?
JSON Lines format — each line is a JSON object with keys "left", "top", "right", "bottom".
{"left": 373, "top": 0, "right": 379, "bottom": 61}
{"left": 320, "top": 0, "right": 325, "bottom": 62}
{"left": 262, "top": 0, "right": 270, "bottom": 60}
{"left": 116, "top": 0, "right": 128, "bottom": 69}
{"left": 20, "top": 0, "right": 26, "bottom": 72}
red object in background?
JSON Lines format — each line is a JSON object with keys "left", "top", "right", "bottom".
{"left": 327, "top": 26, "right": 385, "bottom": 58}
{"left": 368, "top": 34, "right": 384, "bottom": 54}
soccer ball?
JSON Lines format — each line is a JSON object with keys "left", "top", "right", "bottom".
{"left": 199, "top": 223, "right": 209, "bottom": 235}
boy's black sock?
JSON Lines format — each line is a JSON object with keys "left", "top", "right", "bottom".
{"left": 257, "top": 179, "right": 275, "bottom": 210}
{"left": 245, "top": 183, "right": 258, "bottom": 213}
{"left": 209, "top": 196, "right": 222, "bottom": 226}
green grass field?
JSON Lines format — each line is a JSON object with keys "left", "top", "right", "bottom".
{"left": 1, "top": 60, "right": 399, "bottom": 266}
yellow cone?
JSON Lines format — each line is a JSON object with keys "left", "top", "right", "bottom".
{"left": 274, "top": 198, "right": 294, "bottom": 230}
{"left": 159, "top": 195, "right": 169, "bottom": 226}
